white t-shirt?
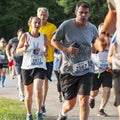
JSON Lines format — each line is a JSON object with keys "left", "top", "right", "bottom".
{"left": 92, "top": 48, "right": 111, "bottom": 73}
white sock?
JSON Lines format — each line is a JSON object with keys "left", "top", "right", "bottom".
{"left": 99, "top": 106, "right": 104, "bottom": 110}
{"left": 61, "top": 110, "right": 67, "bottom": 116}
{"left": 27, "top": 114, "right": 32, "bottom": 116}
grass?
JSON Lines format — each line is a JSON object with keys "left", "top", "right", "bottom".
{"left": 0, "top": 98, "right": 35, "bottom": 120}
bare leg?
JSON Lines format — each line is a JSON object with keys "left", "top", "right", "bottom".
{"left": 99, "top": 87, "right": 110, "bottom": 109}
{"left": 117, "top": 105, "right": 120, "bottom": 120}
{"left": 90, "top": 90, "right": 99, "bottom": 99}
{"left": 17, "top": 75, "right": 24, "bottom": 99}
{"left": 89, "top": 90, "right": 99, "bottom": 108}
{"left": 42, "top": 77, "right": 48, "bottom": 106}
{"left": 34, "top": 78, "right": 43, "bottom": 112}
{"left": 1, "top": 68, "right": 7, "bottom": 87}
{"left": 25, "top": 84, "right": 33, "bottom": 114}
{"left": 79, "top": 95, "right": 89, "bottom": 120}
{"left": 62, "top": 97, "right": 76, "bottom": 113}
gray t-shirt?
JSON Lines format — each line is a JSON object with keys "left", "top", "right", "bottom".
{"left": 55, "top": 19, "right": 98, "bottom": 76}
{"left": 8, "top": 37, "right": 23, "bottom": 64}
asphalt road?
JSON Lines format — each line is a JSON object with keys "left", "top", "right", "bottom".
{"left": 0, "top": 73, "right": 118, "bottom": 120}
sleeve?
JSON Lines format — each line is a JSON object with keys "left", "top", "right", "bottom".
{"left": 111, "top": 31, "right": 116, "bottom": 44}
{"left": 54, "top": 21, "right": 66, "bottom": 41}
{"left": 7, "top": 39, "right": 13, "bottom": 48}
{"left": 51, "top": 24, "right": 57, "bottom": 35}
{"left": 107, "top": 0, "right": 116, "bottom": 10}
{"left": 92, "top": 25, "right": 99, "bottom": 43}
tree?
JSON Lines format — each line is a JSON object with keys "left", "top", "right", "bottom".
{"left": 0, "top": 0, "right": 64, "bottom": 40}
{"left": 0, "top": 0, "right": 108, "bottom": 40}
{"left": 0, "top": 0, "right": 38, "bottom": 40}
{"left": 56, "top": 0, "right": 108, "bottom": 27}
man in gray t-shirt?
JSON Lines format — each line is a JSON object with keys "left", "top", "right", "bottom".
{"left": 51, "top": 2, "right": 108, "bottom": 120}
{"left": 6, "top": 28, "right": 25, "bottom": 102}
{"left": 7, "top": 37, "right": 23, "bottom": 64}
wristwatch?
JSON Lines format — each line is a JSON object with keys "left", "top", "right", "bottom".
{"left": 101, "top": 31, "right": 110, "bottom": 37}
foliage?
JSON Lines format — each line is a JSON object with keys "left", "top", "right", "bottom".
{"left": 0, "top": 0, "right": 108, "bottom": 41}
{"left": 0, "top": 0, "right": 63, "bottom": 41}
{"left": 88, "top": 0, "right": 108, "bottom": 27}
{"left": 56, "top": 0, "right": 78, "bottom": 15}
{"left": 0, "top": 0, "right": 38, "bottom": 40}
{"left": 57, "top": 0, "right": 108, "bottom": 27}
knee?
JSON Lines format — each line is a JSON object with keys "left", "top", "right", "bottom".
{"left": 64, "top": 103, "right": 74, "bottom": 111}
{"left": 35, "top": 90, "right": 42, "bottom": 97}
{"left": 25, "top": 94, "right": 32, "bottom": 101}
{"left": 64, "top": 98, "right": 76, "bottom": 110}
{"left": 102, "top": 87, "right": 110, "bottom": 98}
{"left": 25, "top": 91, "right": 33, "bottom": 100}
{"left": 79, "top": 96, "right": 89, "bottom": 107}
{"left": 103, "top": 87, "right": 111, "bottom": 94}
{"left": 90, "top": 90, "right": 99, "bottom": 97}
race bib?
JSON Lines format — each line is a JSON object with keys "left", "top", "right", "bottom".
{"left": 0, "top": 55, "right": 5, "bottom": 60}
{"left": 99, "top": 60, "right": 109, "bottom": 70}
{"left": 73, "top": 60, "right": 89, "bottom": 73}
{"left": 31, "top": 55, "right": 43, "bottom": 65}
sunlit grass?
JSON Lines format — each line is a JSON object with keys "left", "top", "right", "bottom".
{"left": 0, "top": 98, "right": 35, "bottom": 120}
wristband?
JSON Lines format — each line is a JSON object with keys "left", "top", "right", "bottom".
{"left": 101, "top": 32, "right": 110, "bottom": 37}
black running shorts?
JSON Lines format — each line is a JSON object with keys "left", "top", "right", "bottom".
{"left": 91, "top": 71, "right": 112, "bottom": 91}
{"left": 60, "top": 73, "right": 93, "bottom": 100}
{"left": 21, "top": 68, "right": 46, "bottom": 85}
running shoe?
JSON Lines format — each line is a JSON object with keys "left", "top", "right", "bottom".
{"left": 36, "top": 112, "right": 43, "bottom": 120}
{"left": 20, "top": 95, "right": 25, "bottom": 102}
{"left": 26, "top": 114, "right": 33, "bottom": 120}
{"left": 41, "top": 106, "right": 46, "bottom": 116}
{"left": 57, "top": 112, "right": 67, "bottom": 120}
{"left": 97, "top": 109, "right": 108, "bottom": 117}
{"left": 89, "top": 98, "right": 95, "bottom": 108}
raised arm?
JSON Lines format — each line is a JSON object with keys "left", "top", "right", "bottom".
{"left": 92, "top": 37, "right": 109, "bottom": 52}
{"left": 16, "top": 33, "right": 29, "bottom": 54}
{"left": 101, "top": 10, "right": 116, "bottom": 35}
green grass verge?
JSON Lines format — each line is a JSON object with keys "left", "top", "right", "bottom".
{"left": 0, "top": 98, "right": 35, "bottom": 120}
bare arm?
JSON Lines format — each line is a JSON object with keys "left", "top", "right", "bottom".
{"left": 6, "top": 44, "right": 12, "bottom": 61}
{"left": 16, "top": 33, "right": 29, "bottom": 54}
{"left": 96, "top": 10, "right": 116, "bottom": 51}
{"left": 101, "top": 10, "right": 116, "bottom": 35}
{"left": 44, "top": 35, "right": 49, "bottom": 57}
{"left": 107, "top": 43, "right": 115, "bottom": 64}
{"left": 93, "top": 36, "right": 109, "bottom": 52}
{"left": 51, "top": 36, "right": 79, "bottom": 55}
